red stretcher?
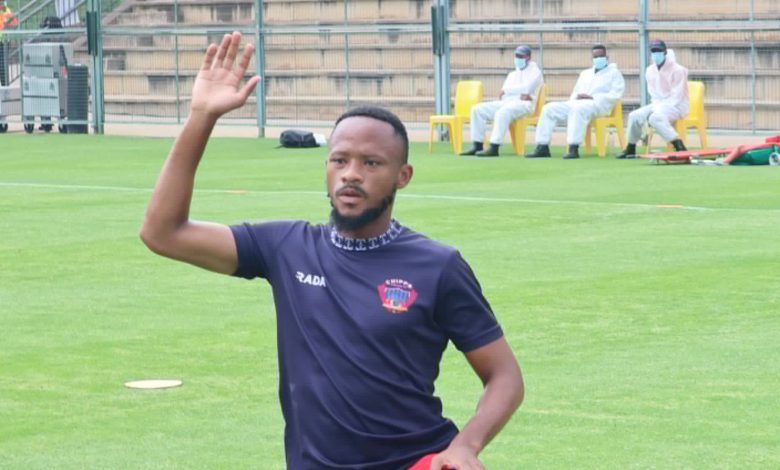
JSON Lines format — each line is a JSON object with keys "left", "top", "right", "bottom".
{"left": 640, "top": 136, "right": 780, "bottom": 165}
{"left": 639, "top": 148, "right": 732, "bottom": 164}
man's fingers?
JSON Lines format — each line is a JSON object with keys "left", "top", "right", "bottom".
{"left": 235, "top": 43, "right": 254, "bottom": 77}
{"left": 213, "top": 33, "right": 232, "bottom": 69}
{"left": 222, "top": 31, "right": 242, "bottom": 70}
{"left": 239, "top": 76, "right": 261, "bottom": 101}
{"left": 201, "top": 44, "right": 217, "bottom": 71}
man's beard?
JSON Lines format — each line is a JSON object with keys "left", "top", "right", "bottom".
{"left": 329, "top": 188, "right": 395, "bottom": 233}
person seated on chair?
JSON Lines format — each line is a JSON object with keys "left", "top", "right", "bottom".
{"left": 526, "top": 45, "right": 625, "bottom": 159}
{"left": 616, "top": 39, "right": 689, "bottom": 159}
{"left": 460, "top": 45, "right": 543, "bottom": 158}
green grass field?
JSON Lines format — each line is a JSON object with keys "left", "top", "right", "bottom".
{"left": 1, "top": 133, "right": 778, "bottom": 468}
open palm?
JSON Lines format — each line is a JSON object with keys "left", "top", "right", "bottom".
{"left": 190, "top": 31, "right": 261, "bottom": 118}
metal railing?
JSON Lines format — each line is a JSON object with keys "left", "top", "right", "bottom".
{"left": 1, "top": 0, "right": 778, "bottom": 135}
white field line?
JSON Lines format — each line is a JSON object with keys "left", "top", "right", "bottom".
{"left": 0, "top": 180, "right": 775, "bottom": 213}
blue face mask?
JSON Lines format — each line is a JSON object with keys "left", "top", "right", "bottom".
{"left": 592, "top": 56, "right": 608, "bottom": 70}
{"left": 651, "top": 51, "right": 666, "bottom": 66}
{"left": 514, "top": 58, "right": 527, "bottom": 70}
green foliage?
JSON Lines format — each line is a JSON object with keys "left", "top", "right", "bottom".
{"left": 1, "top": 134, "right": 779, "bottom": 468}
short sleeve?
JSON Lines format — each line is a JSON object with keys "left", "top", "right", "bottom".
{"left": 434, "top": 251, "right": 504, "bottom": 352}
{"left": 229, "top": 220, "right": 300, "bottom": 280}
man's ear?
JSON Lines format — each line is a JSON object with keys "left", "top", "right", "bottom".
{"left": 396, "top": 164, "right": 413, "bottom": 189}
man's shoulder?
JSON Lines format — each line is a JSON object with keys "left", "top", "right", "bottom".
{"left": 607, "top": 63, "right": 623, "bottom": 74}
{"left": 577, "top": 67, "right": 595, "bottom": 79}
{"left": 239, "top": 219, "right": 313, "bottom": 229}
{"left": 645, "top": 64, "right": 659, "bottom": 76}
{"left": 524, "top": 61, "right": 542, "bottom": 74}
{"left": 395, "top": 227, "right": 459, "bottom": 259}
{"left": 235, "top": 219, "right": 325, "bottom": 242}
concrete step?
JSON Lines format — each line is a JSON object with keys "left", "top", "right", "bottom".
{"left": 96, "top": 31, "right": 779, "bottom": 75}
{"left": 101, "top": 92, "right": 780, "bottom": 130}
{"left": 95, "top": 39, "right": 779, "bottom": 79}
{"left": 102, "top": 34, "right": 211, "bottom": 50}
{"left": 99, "top": 66, "right": 780, "bottom": 102}
{"left": 103, "top": 70, "right": 436, "bottom": 97}
{"left": 100, "top": 45, "right": 436, "bottom": 72}
{"left": 114, "top": 9, "right": 170, "bottom": 26}
{"left": 125, "top": 0, "right": 425, "bottom": 26}
{"left": 123, "top": 0, "right": 780, "bottom": 25}
{"left": 103, "top": 93, "right": 435, "bottom": 122}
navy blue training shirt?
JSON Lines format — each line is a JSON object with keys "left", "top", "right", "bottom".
{"left": 230, "top": 220, "right": 503, "bottom": 469}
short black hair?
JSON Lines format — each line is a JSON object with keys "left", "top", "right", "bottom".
{"left": 333, "top": 106, "right": 409, "bottom": 163}
{"left": 592, "top": 45, "right": 607, "bottom": 53}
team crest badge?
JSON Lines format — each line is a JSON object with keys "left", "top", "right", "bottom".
{"left": 377, "top": 279, "right": 418, "bottom": 314}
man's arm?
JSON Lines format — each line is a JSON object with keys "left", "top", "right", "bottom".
{"left": 139, "top": 32, "right": 260, "bottom": 274}
{"left": 605, "top": 70, "right": 626, "bottom": 102}
{"left": 646, "top": 66, "right": 661, "bottom": 103}
{"left": 521, "top": 63, "right": 543, "bottom": 101}
{"left": 591, "top": 70, "right": 625, "bottom": 105}
{"left": 431, "top": 337, "right": 524, "bottom": 470}
{"left": 572, "top": 69, "right": 589, "bottom": 100}
{"left": 668, "top": 66, "right": 689, "bottom": 107}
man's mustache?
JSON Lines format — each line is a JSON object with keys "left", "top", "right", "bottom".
{"left": 335, "top": 184, "right": 368, "bottom": 198}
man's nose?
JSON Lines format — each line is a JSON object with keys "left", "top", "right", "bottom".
{"left": 340, "top": 160, "right": 363, "bottom": 182}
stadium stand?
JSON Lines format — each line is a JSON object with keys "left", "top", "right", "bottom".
{"left": 60, "top": 0, "right": 779, "bottom": 129}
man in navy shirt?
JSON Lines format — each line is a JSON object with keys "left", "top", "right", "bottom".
{"left": 141, "top": 32, "right": 524, "bottom": 470}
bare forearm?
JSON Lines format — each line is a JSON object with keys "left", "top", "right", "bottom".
{"left": 141, "top": 111, "right": 217, "bottom": 241}
{"left": 449, "top": 371, "right": 524, "bottom": 455}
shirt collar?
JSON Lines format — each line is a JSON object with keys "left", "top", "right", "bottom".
{"left": 329, "top": 219, "right": 403, "bottom": 252}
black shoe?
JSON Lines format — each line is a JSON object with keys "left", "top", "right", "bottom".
{"left": 562, "top": 144, "right": 580, "bottom": 159}
{"left": 525, "top": 144, "right": 551, "bottom": 158}
{"left": 616, "top": 143, "right": 637, "bottom": 159}
{"left": 671, "top": 139, "right": 687, "bottom": 152}
{"left": 460, "top": 142, "right": 483, "bottom": 156}
{"left": 476, "top": 143, "right": 500, "bottom": 157}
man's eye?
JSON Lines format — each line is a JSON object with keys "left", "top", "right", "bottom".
{"left": 365, "top": 160, "right": 379, "bottom": 166}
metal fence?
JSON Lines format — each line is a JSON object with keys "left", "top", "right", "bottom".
{"left": 0, "top": 0, "right": 778, "bottom": 135}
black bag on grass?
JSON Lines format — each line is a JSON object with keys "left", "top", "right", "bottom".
{"left": 279, "top": 129, "right": 319, "bottom": 148}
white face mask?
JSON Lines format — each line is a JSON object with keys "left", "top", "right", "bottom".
{"left": 514, "top": 58, "right": 527, "bottom": 70}
{"left": 651, "top": 52, "right": 666, "bottom": 66}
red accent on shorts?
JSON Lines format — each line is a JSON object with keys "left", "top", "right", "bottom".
{"left": 408, "top": 453, "right": 437, "bottom": 470}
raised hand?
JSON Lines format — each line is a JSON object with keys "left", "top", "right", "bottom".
{"left": 190, "top": 31, "right": 261, "bottom": 118}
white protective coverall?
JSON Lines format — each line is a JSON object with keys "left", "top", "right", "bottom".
{"left": 469, "top": 61, "right": 543, "bottom": 145}
{"left": 534, "top": 63, "right": 625, "bottom": 145}
{"left": 626, "top": 50, "right": 689, "bottom": 143}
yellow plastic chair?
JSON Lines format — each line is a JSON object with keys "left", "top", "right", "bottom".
{"left": 507, "top": 84, "right": 547, "bottom": 156}
{"left": 584, "top": 100, "right": 625, "bottom": 157}
{"left": 428, "top": 81, "right": 483, "bottom": 154}
{"left": 646, "top": 81, "right": 708, "bottom": 153}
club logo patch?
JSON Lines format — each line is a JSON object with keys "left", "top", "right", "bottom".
{"left": 377, "top": 279, "right": 418, "bottom": 314}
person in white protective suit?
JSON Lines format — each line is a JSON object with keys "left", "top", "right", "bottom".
{"left": 460, "top": 44, "right": 544, "bottom": 157}
{"left": 525, "top": 44, "right": 625, "bottom": 159}
{"left": 617, "top": 39, "right": 689, "bottom": 159}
